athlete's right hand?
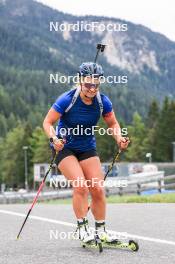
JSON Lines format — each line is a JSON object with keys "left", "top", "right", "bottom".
{"left": 53, "top": 138, "right": 65, "bottom": 152}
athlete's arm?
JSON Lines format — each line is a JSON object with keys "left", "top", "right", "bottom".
{"left": 43, "top": 108, "right": 64, "bottom": 151}
{"left": 103, "top": 111, "right": 130, "bottom": 150}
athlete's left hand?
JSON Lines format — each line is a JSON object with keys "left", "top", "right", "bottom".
{"left": 116, "top": 136, "right": 130, "bottom": 150}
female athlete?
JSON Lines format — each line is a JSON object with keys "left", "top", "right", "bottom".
{"left": 43, "top": 62, "right": 129, "bottom": 243}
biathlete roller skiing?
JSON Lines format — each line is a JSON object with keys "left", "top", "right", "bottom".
{"left": 16, "top": 44, "right": 139, "bottom": 253}
{"left": 43, "top": 43, "right": 139, "bottom": 252}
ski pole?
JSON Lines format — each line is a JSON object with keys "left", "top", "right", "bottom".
{"left": 104, "top": 137, "right": 130, "bottom": 180}
{"left": 104, "top": 149, "right": 122, "bottom": 180}
{"left": 16, "top": 151, "right": 57, "bottom": 239}
{"left": 87, "top": 136, "right": 130, "bottom": 212}
{"left": 87, "top": 149, "right": 122, "bottom": 212}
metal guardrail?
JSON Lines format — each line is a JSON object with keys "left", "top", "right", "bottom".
{"left": 106, "top": 174, "right": 175, "bottom": 196}
{"left": 0, "top": 174, "right": 175, "bottom": 204}
{"left": 164, "top": 174, "right": 175, "bottom": 189}
{"left": 0, "top": 190, "right": 72, "bottom": 204}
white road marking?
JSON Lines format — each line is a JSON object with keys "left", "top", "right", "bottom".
{"left": 0, "top": 209, "right": 76, "bottom": 227}
{"left": 0, "top": 209, "right": 175, "bottom": 246}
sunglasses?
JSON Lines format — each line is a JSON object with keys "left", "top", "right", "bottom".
{"left": 83, "top": 82, "right": 100, "bottom": 89}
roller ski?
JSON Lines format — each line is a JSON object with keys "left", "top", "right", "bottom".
{"left": 81, "top": 221, "right": 139, "bottom": 253}
{"left": 82, "top": 234, "right": 139, "bottom": 252}
{"left": 101, "top": 238, "right": 139, "bottom": 252}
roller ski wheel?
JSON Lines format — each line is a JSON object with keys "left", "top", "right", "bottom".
{"left": 95, "top": 236, "right": 103, "bottom": 253}
{"left": 102, "top": 239, "right": 139, "bottom": 252}
{"left": 82, "top": 236, "right": 103, "bottom": 253}
{"left": 128, "top": 240, "right": 139, "bottom": 252}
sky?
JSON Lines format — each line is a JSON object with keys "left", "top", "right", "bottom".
{"left": 36, "top": 0, "right": 175, "bottom": 42}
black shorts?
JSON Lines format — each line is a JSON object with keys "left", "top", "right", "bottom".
{"left": 55, "top": 148, "right": 98, "bottom": 166}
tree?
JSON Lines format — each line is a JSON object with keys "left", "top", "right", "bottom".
{"left": 7, "top": 113, "right": 17, "bottom": 131}
{"left": 29, "top": 126, "right": 51, "bottom": 164}
{"left": 1, "top": 124, "right": 26, "bottom": 188}
{"left": 0, "top": 114, "right": 7, "bottom": 137}
{"left": 0, "top": 138, "right": 3, "bottom": 185}
{"left": 125, "top": 112, "right": 147, "bottom": 161}
{"left": 154, "top": 98, "right": 175, "bottom": 161}
{"left": 96, "top": 118, "right": 116, "bottom": 161}
{"left": 96, "top": 117, "right": 126, "bottom": 162}
{"left": 146, "top": 99, "right": 159, "bottom": 128}
{"left": 143, "top": 99, "right": 160, "bottom": 161}
{"left": 0, "top": 122, "right": 34, "bottom": 188}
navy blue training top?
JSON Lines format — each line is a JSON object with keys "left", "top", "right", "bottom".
{"left": 52, "top": 88, "right": 113, "bottom": 152}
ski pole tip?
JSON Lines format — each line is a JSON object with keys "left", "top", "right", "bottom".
{"left": 16, "top": 235, "right": 20, "bottom": 240}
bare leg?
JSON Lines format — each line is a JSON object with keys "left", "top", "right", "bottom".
{"left": 80, "top": 156, "right": 106, "bottom": 220}
{"left": 58, "top": 155, "right": 89, "bottom": 219}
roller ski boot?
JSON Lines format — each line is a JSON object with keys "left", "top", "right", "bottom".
{"left": 82, "top": 221, "right": 139, "bottom": 253}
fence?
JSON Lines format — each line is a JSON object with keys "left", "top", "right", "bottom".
{"left": 0, "top": 174, "right": 175, "bottom": 204}
{"left": 0, "top": 190, "right": 72, "bottom": 204}
{"left": 106, "top": 174, "right": 175, "bottom": 196}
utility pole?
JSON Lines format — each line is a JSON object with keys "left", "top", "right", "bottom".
{"left": 172, "top": 142, "right": 175, "bottom": 162}
{"left": 23, "top": 146, "right": 29, "bottom": 191}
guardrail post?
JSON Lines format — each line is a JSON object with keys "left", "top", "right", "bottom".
{"left": 105, "top": 188, "right": 109, "bottom": 197}
{"left": 119, "top": 187, "right": 123, "bottom": 196}
{"left": 137, "top": 183, "right": 141, "bottom": 195}
{"left": 158, "top": 179, "right": 162, "bottom": 193}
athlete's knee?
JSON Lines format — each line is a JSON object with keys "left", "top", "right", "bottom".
{"left": 73, "top": 186, "right": 89, "bottom": 197}
{"left": 90, "top": 185, "right": 105, "bottom": 200}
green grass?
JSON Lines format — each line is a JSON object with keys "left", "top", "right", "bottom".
{"left": 43, "top": 193, "right": 175, "bottom": 204}
{"left": 107, "top": 193, "right": 175, "bottom": 203}
{"left": 40, "top": 198, "right": 72, "bottom": 204}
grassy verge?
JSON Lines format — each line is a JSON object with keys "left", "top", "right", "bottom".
{"left": 107, "top": 193, "right": 175, "bottom": 203}
{"left": 43, "top": 193, "right": 175, "bottom": 204}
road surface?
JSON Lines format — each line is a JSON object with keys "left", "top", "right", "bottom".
{"left": 0, "top": 203, "right": 175, "bottom": 264}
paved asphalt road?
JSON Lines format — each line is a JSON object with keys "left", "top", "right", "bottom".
{"left": 0, "top": 203, "right": 175, "bottom": 264}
